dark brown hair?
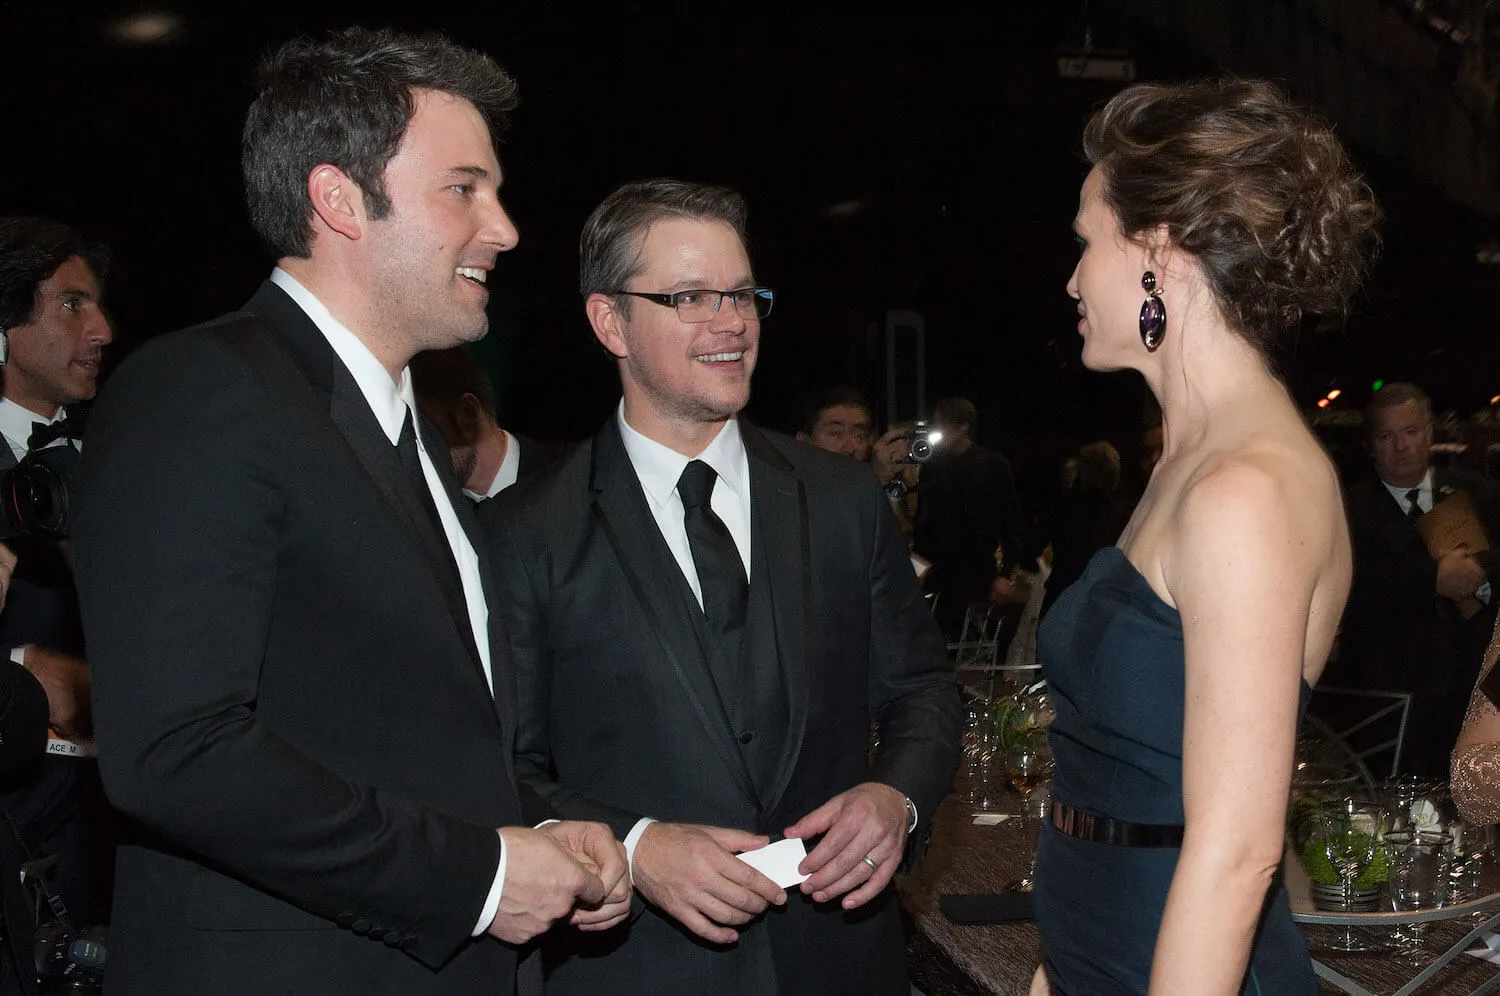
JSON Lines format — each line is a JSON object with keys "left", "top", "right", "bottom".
{"left": 244, "top": 27, "right": 518, "bottom": 259}
{"left": 1083, "top": 79, "right": 1381, "bottom": 350}
{"left": 579, "top": 179, "right": 748, "bottom": 318}
{"left": 0, "top": 217, "right": 111, "bottom": 330}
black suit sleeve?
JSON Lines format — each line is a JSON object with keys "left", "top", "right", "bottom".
{"left": 73, "top": 335, "right": 499, "bottom": 968}
{"left": 0, "top": 659, "right": 48, "bottom": 786}
{"left": 861, "top": 473, "right": 963, "bottom": 829}
{"left": 485, "top": 504, "right": 646, "bottom": 840}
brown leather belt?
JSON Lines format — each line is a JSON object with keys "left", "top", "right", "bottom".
{"left": 1051, "top": 801, "right": 1185, "bottom": 847}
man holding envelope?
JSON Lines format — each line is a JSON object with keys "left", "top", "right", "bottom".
{"left": 481, "top": 179, "right": 959, "bottom": 994}
{"left": 1336, "top": 382, "right": 1500, "bottom": 775}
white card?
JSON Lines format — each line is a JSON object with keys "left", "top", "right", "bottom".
{"left": 971, "top": 813, "right": 1013, "bottom": 825}
{"left": 736, "top": 837, "right": 809, "bottom": 888}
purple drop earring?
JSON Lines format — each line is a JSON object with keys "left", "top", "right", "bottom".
{"left": 1139, "top": 271, "right": 1166, "bottom": 352}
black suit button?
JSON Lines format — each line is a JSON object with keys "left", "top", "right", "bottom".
{"left": 383, "top": 931, "right": 404, "bottom": 947}
{"left": 350, "top": 918, "right": 370, "bottom": 935}
{"left": 336, "top": 913, "right": 356, "bottom": 929}
{"left": 739, "top": 731, "right": 754, "bottom": 744}
{"left": 400, "top": 933, "right": 420, "bottom": 950}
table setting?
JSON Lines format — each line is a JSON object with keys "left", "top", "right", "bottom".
{"left": 1284, "top": 774, "right": 1500, "bottom": 995}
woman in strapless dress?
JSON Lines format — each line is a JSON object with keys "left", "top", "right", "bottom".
{"left": 1030, "top": 80, "right": 1380, "bottom": 995}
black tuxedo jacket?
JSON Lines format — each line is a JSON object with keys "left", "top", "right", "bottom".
{"left": 1335, "top": 468, "right": 1500, "bottom": 775}
{"left": 73, "top": 282, "right": 544, "bottom": 995}
{"left": 512, "top": 432, "right": 554, "bottom": 484}
{"left": 482, "top": 416, "right": 960, "bottom": 996}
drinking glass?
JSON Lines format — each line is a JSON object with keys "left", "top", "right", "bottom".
{"left": 1313, "top": 799, "right": 1387, "bottom": 952}
{"left": 1384, "top": 830, "right": 1452, "bottom": 966}
{"left": 1006, "top": 784, "right": 1050, "bottom": 892}
{"left": 1445, "top": 819, "right": 1489, "bottom": 903}
{"left": 961, "top": 697, "right": 993, "bottom": 808}
{"left": 1006, "top": 738, "right": 1054, "bottom": 815}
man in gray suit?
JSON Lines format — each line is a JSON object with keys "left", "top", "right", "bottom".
{"left": 482, "top": 179, "right": 960, "bottom": 995}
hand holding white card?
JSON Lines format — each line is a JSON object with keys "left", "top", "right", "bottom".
{"left": 735, "top": 837, "right": 809, "bottom": 889}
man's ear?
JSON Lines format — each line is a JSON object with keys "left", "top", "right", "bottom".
{"left": 307, "top": 164, "right": 365, "bottom": 242}
{"left": 452, "top": 393, "right": 488, "bottom": 445}
{"left": 586, "top": 293, "right": 628, "bottom": 359}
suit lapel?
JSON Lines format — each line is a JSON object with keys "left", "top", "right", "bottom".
{"left": 589, "top": 419, "right": 760, "bottom": 806}
{"left": 741, "top": 423, "right": 810, "bottom": 816}
{"left": 243, "top": 282, "right": 488, "bottom": 687}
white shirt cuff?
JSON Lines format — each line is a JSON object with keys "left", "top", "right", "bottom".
{"left": 472, "top": 831, "right": 508, "bottom": 936}
{"left": 623, "top": 817, "right": 657, "bottom": 886}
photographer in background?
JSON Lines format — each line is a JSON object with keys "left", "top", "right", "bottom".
{"left": 911, "top": 397, "right": 1023, "bottom": 639}
{"left": 0, "top": 217, "right": 115, "bottom": 994}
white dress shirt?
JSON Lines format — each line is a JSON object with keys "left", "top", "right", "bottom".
{"left": 1382, "top": 468, "right": 1435, "bottom": 517}
{"left": 0, "top": 397, "right": 72, "bottom": 463}
{"left": 615, "top": 404, "right": 754, "bottom": 873}
{"left": 269, "top": 269, "right": 506, "bottom": 934}
{"left": 616, "top": 404, "right": 753, "bottom": 600}
{"left": 463, "top": 429, "right": 521, "bottom": 501}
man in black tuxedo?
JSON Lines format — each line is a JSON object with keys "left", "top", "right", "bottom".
{"left": 0, "top": 217, "right": 119, "bottom": 995}
{"left": 71, "top": 28, "right": 628, "bottom": 995}
{"left": 482, "top": 180, "right": 960, "bottom": 995}
{"left": 411, "top": 344, "right": 559, "bottom": 500}
{"left": 1333, "top": 382, "right": 1500, "bottom": 776}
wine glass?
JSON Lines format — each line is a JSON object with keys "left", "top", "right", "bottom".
{"left": 961, "top": 695, "right": 994, "bottom": 807}
{"left": 1313, "top": 799, "right": 1386, "bottom": 952}
{"left": 1006, "top": 738, "right": 1054, "bottom": 815}
{"left": 1384, "top": 830, "right": 1452, "bottom": 966}
{"left": 1003, "top": 738, "right": 1052, "bottom": 892}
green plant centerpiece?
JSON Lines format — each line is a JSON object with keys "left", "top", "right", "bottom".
{"left": 1289, "top": 791, "right": 1388, "bottom": 887}
{"left": 991, "top": 681, "right": 1053, "bottom": 749}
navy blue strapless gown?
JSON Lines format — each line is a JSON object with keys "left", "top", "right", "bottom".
{"left": 1033, "top": 547, "right": 1314, "bottom": 995}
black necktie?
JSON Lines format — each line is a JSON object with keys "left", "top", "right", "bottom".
{"left": 677, "top": 460, "right": 748, "bottom": 633}
{"left": 1406, "top": 488, "right": 1424, "bottom": 522}
{"left": 396, "top": 409, "right": 453, "bottom": 546}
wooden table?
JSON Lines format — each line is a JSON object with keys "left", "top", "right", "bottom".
{"left": 901, "top": 792, "right": 1500, "bottom": 995}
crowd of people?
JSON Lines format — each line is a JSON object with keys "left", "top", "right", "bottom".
{"left": 5, "top": 19, "right": 1500, "bottom": 996}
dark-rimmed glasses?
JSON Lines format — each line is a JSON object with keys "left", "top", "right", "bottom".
{"left": 613, "top": 287, "right": 774, "bottom": 323}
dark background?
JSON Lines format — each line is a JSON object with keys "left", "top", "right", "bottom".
{"left": 5, "top": 2, "right": 1496, "bottom": 502}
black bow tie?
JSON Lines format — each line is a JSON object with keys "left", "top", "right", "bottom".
{"left": 27, "top": 413, "right": 84, "bottom": 451}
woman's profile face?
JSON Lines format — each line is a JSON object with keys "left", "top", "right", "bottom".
{"left": 1066, "top": 166, "right": 1147, "bottom": 372}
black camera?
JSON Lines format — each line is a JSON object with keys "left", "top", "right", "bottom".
{"left": 34, "top": 920, "right": 105, "bottom": 995}
{"left": 904, "top": 420, "right": 942, "bottom": 464}
{"left": 0, "top": 446, "right": 76, "bottom": 541}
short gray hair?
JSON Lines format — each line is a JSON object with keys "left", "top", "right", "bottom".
{"left": 1364, "top": 382, "right": 1432, "bottom": 434}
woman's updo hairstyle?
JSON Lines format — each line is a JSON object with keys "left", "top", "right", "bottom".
{"left": 1083, "top": 78, "right": 1381, "bottom": 350}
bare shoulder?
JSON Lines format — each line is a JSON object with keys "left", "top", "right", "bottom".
{"left": 1180, "top": 430, "right": 1340, "bottom": 537}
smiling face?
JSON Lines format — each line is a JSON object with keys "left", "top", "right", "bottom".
{"left": 591, "top": 217, "right": 759, "bottom": 445}
{"left": 4, "top": 255, "right": 113, "bottom": 418}
{"left": 1066, "top": 166, "right": 1153, "bottom": 372}
{"left": 361, "top": 88, "right": 518, "bottom": 356}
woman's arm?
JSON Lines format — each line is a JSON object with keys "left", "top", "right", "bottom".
{"left": 1148, "top": 460, "right": 1331, "bottom": 994}
{"left": 1452, "top": 622, "right": 1500, "bottom": 824}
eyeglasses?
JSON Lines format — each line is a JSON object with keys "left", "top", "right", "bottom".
{"left": 613, "top": 287, "right": 775, "bottom": 323}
